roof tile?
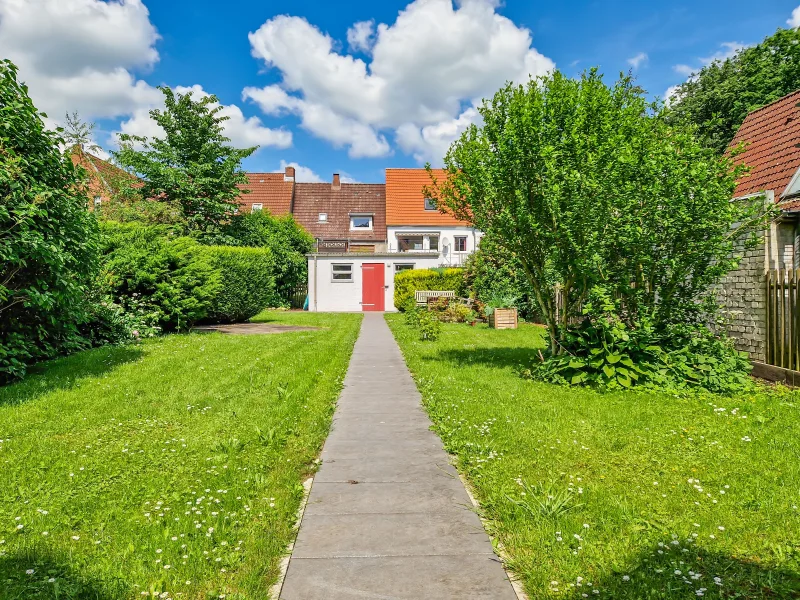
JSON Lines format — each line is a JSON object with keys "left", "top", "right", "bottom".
{"left": 237, "top": 173, "right": 293, "bottom": 215}
{"left": 292, "top": 182, "right": 387, "bottom": 241}
{"left": 385, "top": 168, "right": 468, "bottom": 226}
{"left": 729, "top": 90, "right": 800, "bottom": 199}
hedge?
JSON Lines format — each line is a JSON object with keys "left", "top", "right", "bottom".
{"left": 202, "top": 246, "right": 278, "bottom": 323}
{"left": 394, "top": 268, "right": 465, "bottom": 312}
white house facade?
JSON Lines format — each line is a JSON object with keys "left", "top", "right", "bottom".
{"left": 385, "top": 225, "right": 483, "bottom": 267}
{"left": 307, "top": 253, "right": 441, "bottom": 312}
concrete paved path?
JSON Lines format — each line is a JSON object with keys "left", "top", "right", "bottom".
{"left": 279, "top": 313, "right": 518, "bottom": 600}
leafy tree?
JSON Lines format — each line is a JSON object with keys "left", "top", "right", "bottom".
{"left": 0, "top": 59, "right": 98, "bottom": 382}
{"left": 62, "top": 111, "right": 103, "bottom": 155}
{"left": 114, "top": 87, "right": 256, "bottom": 236}
{"left": 667, "top": 27, "right": 800, "bottom": 154}
{"left": 427, "top": 69, "right": 767, "bottom": 353}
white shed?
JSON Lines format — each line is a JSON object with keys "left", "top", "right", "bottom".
{"left": 307, "top": 253, "right": 441, "bottom": 312}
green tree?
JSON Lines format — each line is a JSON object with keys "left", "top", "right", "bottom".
{"left": 114, "top": 87, "right": 256, "bottom": 236}
{"left": 427, "top": 69, "right": 766, "bottom": 353}
{"left": 667, "top": 27, "right": 800, "bottom": 154}
{"left": 0, "top": 59, "right": 99, "bottom": 382}
{"left": 62, "top": 110, "right": 103, "bottom": 155}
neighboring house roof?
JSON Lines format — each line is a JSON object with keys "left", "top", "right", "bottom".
{"left": 385, "top": 168, "right": 468, "bottom": 226}
{"left": 292, "top": 176, "right": 387, "bottom": 242}
{"left": 70, "top": 147, "right": 136, "bottom": 204}
{"left": 729, "top": 89, "right": 800, "bottom": 200}
{"left": 237, "top": 171, "right": 294, "bottom": 215}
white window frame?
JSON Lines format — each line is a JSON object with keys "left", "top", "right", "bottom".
{"left": 319, "top": 212, "right": 328, "bottom": 223}
{"left": 394, "top": 263, "right": 415, "bottom": 272}
{"left": 331, "top": 263, "right": 353, "bottom": 282}
{"left": 94, "top": 196, "right": 102, "bottom": 207}
{"left": 251, "top": 203, "right": 263, "bottom": 212}
{"left": 454, "top": 236, "right": 467, "bottom": 252}
{"left": 424, "top": 197, "right": 437, "bottom": 211}
{"left": 350, "top": 215, "right": 373, "bottom": 231}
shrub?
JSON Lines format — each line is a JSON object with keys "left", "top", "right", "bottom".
{"left": 98, "top": 223, "right": 221, "bottom": 331}
{"left": 428, "top": 297, "right": 475, "bottom": 323}
{"left": 202, "top": 246, "right": 278, "bottom": 323}
{"left": 220, "top": 211, "right": 313, "bottom": 305}
{"left": 417, "top": 310, "right": 442, "bottom": 341}
{"left": 394, "top": 268, "right": 464, "bottom": 312}
{"left": 524, "top": 288, "right": 752, "bottom": 394}
{"left": 1, "top": 59, "right": 99, "bottom": 383}
{"left": 463, "top": 233, "right": 543, "bottom": 322}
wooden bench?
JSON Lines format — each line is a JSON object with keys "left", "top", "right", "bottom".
{"left": 415, "top": 290, "right": 456, "bottom": 307}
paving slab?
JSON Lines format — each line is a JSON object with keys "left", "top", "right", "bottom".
{"left": 279, "top": 313, "right": 517, "bottom": 599}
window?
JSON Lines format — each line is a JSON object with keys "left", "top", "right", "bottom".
{"left": 395, "top": 263, "right": 415, "bottom": 272}
{"left": 251, "top": 203, "right": 263, "bottom": 212}
{"left": 398, "top": 236, "right": 424, "bottom": 252}
{"left": 94, "top": 196, "right": 102, "bottom": 208}
{"left": 350, "top": 215, "right": 373, "bottom": 230}
{"left": 454, "top": 236, "right": 467, "bottom": 252}
{"left": 424, "top": 197, "right": 437, "bottom": 211}
{"left": 319, "top": 212, "right": 328, "bottom": 223}
{"left": 331, "top": 263, "right": 353, "bottom": 282}
{"left": 429, "top": 235, "right": 439, "bottom": 252}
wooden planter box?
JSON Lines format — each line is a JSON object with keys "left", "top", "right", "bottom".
{"left": 489, "top": 308, "right": 518, "bottom": 329}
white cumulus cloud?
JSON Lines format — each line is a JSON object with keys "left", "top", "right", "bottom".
{"left": 116, "top": 85, "right": 292, "bottom": 151}
{"left": 280, "top": 160, "right": 324, "bottom": 183}
{"left": 789, "top": 5, "right": 800, "bottom": 28}
{"left": 626, "top": 52, "right": 648, "bottom": 69}
{"left": 244, "top": 0, "right": 554, "bottom": 163}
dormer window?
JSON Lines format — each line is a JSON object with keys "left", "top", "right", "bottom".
{"left": 350, "top": 215, "right": 373, "bottom": 230}
{"left": 424, "top": 197, "right": 437, "bottom": 211}
{"left": 319, "top": 213, "right": 328, "bottom": 223}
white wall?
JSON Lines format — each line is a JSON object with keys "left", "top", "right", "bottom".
{"left": 308, "top": 254, "right": 441, "bottom": 312}
{"left": 386, "top": 225, "right": 482, "bottom": 266}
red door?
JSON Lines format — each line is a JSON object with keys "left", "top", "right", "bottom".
{"left": 361, "top": 263, "right": 385, "bottom": 311}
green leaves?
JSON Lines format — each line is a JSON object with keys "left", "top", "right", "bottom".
{"left": 113, "top": 86, "right": 256, "bottom": 237}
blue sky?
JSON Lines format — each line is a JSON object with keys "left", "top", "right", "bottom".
{"left": 2, "top": 0, "right": 798, "bottom": 183}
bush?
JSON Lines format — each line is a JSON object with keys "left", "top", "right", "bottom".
{"left": 463, "top": 233, "right": 543, "bottom": 322}
{"left": 417, "top": 310, "right": 442, "bottom": 341}
{"left": 98, "top": 223, "right": 221, "bottom": 331}
{"left": 524, "top": 288, "right": 752, "bottom": 394}
{"left": 220, "top": 211, "right": 313, "bottom": 304}
{"left": 428, "top": 297, "right": 475, "bottom": 323}
{"left": 1, "top": 59, "right": 99, "bottom": 383}
{"left": 201, "top": 246, "right": 277, "bottom": 323}
{"left": 394, "top": 268, "right": 464, "bottom": 312}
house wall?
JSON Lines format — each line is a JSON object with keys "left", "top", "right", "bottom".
{"left": 386, "top": 225, "right": 483, "bottom": 267}
{"left": 718, "top": 192, "right": 775, "bottom": 362}
{"left": 307, "top": 254, "right": 441, "bottom": 312}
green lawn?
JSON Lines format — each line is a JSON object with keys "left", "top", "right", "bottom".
{"left": 386, "top": 315, "right": 800, "bottom": 599}
{"left": 0, "top": 311, "right": 362, "bottom": 600}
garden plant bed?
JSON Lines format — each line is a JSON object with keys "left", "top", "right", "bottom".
{"left": 0, "top": 311, "right": 361, "bottom": 599}
{"left": 386, "top": 315, "right": 800, "bottom": 599}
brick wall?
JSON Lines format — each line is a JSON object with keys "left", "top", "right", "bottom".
{"left": 718, "top": 235, "right": 768, "bottom": 362}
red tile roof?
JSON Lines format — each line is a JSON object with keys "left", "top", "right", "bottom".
{"left": 729, "top": 89, "right": 800, "bottom": 199}
{"left": 292, "top": 182, "right": 387, "bottom": 241}
{"left": 70, "top": 147, "right": 137, "bottom": 208}
{"left": 237, "top": 173, "right": 293, "bottom": 215}
{"left": 385, "top": 168, "right": 468, "bottom": 226}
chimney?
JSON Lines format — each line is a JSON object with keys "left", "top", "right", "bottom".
{"left": 332, "top": 173, "right": 341, "bottom": 190}
{"left": 284, "top": 165, "right": 295, "bottom": 180}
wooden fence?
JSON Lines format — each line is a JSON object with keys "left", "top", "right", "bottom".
{"left": 288, "top": 284, "right": 307, "bottom": 309}
{"left": 766, "top": 269, "right": 800, "bottom": 370}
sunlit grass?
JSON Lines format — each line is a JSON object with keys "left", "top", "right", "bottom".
{"left": 387, "top": 315, "right": 800, "bottom": 599}
{"left": 0, "top": 311, "right": 361, "bottom": 600}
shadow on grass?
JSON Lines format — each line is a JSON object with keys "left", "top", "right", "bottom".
{"left": 436, "top": 347, "right": 543, "bottom": 371}
{"left": 557, "top": 544, "right": 800, "bottom": 599}
{"left": 0, "top": 549, "right": 120, "bottom": 600}
{"left": 0, "top": 345, "right": 144, "bottom": 407}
